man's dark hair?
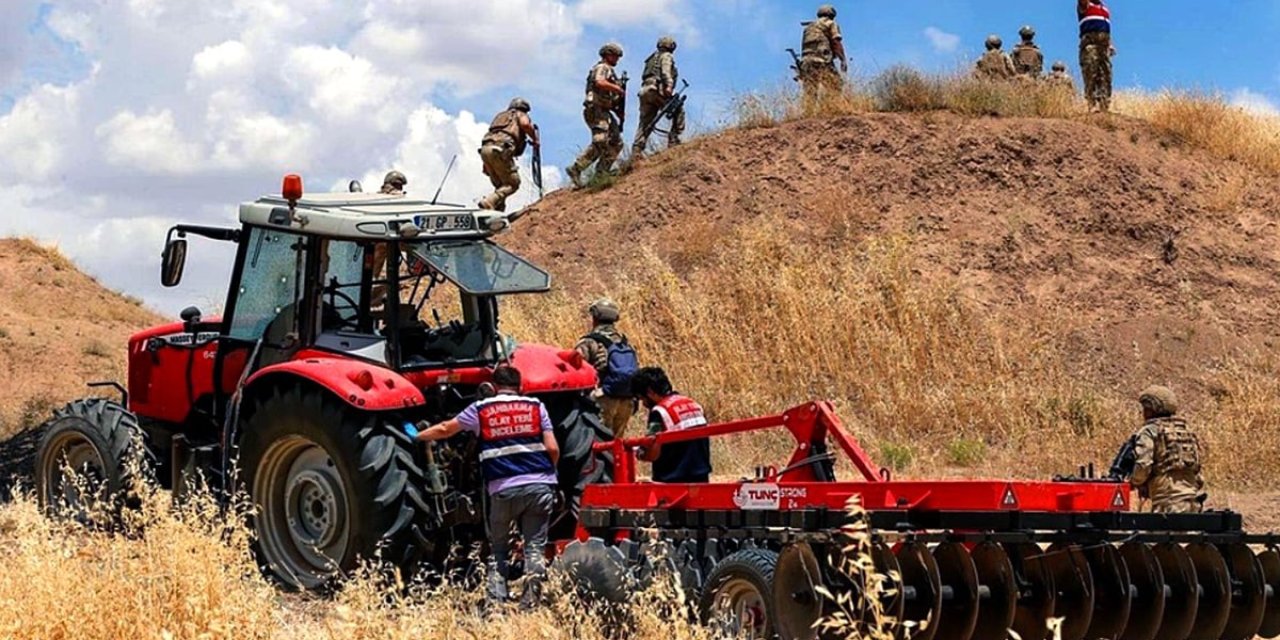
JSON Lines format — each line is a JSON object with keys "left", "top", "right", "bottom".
{"left": 630, "top": 366, "right": 673, "bottom": 397}
{"left": 492, "top": 365, "right": 522, "bottom": 391}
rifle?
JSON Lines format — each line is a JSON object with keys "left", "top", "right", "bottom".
{"left": 786, "top": 48, "right": 802, "bottom": 82}
{"left": 530, "top": 124, "right": 543, "bottom": 198}
{"left": 1107, "top": 435, "right": 1138, "bottom": 481}
{"left": 638, "top": 79, "right": 690, "bottom": 142}
{"left": 615, "top": 71, "right": 630, "bottom": 128}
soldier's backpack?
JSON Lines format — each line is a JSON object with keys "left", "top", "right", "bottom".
{"left": 588, "top": 333, "right": 639, "bottom": 398}
{"left": 1154, "top": 418, "right": 1201, "bottom": 474}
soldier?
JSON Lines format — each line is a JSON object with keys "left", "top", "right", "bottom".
{"left": 631, "top": 36, "right": 684, "bottom": 158}
{"left": 1078, "top": 0, "right": 1114, "bottom": 112}
{"left": 1129, "top": 386, "right": 1206, "bottom": 514}
{"left": 415, "top": 365, "right": 560, "bottom": 607}
{"left": 798, "top": 4, "right": 847, "bottom": 100}
{"left": 478, "top": 98, "right": 540, "bottom": 212}
{"left": 574, "top": 299, "right": 639, "bottom": 439}
{"left": 567, "top": 43, "right": 626, "bottom": 188}
{"left": 1011, "top": 25, "right": 1044, "bottom": 79}
{"left": 1047, "top": 61, "right": 1075, "bottom": 91}
{"left": 380, "top": 171, "right": 407, "bottom": 195}
{"left": 974, "top": 35, "right": 1016, "bottom": 80}
{"left": 632, "top": 367, "right": 712, "bottom": 484}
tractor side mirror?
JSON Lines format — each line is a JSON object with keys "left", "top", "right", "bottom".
{"left": 161, "top": 238, "right": 188, "bottom": 288}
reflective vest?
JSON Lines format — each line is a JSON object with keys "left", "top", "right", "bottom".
{"left": 475, "top": 395, "right": 554, "bottom": 483}
{"left": 651, "top": 394, "right": 712, "bottom": 483}
{"left": 1079, "top": 2, "right": 1111, "bottom": 35}
{"left": 655, "top": 394, "right": 708, "bottom": 432}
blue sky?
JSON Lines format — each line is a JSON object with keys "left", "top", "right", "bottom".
{"left": 0, "top": 0, "right": 1275, "bottom": 313}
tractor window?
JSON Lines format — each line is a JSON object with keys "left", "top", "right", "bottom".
{"left": 228, "top": 228, "right": 306, "bottom": 342}
{"left": 321, "top": 240, "right": 367, "bottom": 332}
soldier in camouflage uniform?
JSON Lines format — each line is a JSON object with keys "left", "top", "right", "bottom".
{"left": 631, "top": 36, "right": 684, "bottom": 158}
{"left": 1011, "top": 25, "right": 1044, "bottom": 79}
{"left": 574, "top": 299, "right": 636, "bottom": 438}
{"left": 798, "top": 5, "right": 847, "bottom": 101}
{"left": 380, "top": 171, "right": 407, "bottom": 195}
{"left": 1078, "top": 0, "right": 1114, "bottom": 112}
{"left": 478, "top": 98, "right": 540, "bottom": 212}
{"left": 974, "top": 35, "right": 1016, "bottom": 80}
{"left": 373, "top": 170, "right": 408, "bottom": 304}
{"left": 1129, "top": 386, "right": 1206, "bottom": 514}
{"left": 567, "top": 44, "right": 627, "bottom": 188}
{"left": 1047, "top": 61, "right": 1076, "bottom": 92}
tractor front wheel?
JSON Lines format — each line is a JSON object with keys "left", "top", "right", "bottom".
{"left": 35, "top": 398, "right": 151, "bottom": 524}
{"left": 240, "top": 387, "right": 426, "bottom": 590}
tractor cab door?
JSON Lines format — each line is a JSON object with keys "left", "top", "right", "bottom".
{"left": 216, "top": 226, "right": 314, "bottom": 398}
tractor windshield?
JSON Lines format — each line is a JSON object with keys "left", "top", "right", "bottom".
{"left": 407, "top": 240, "right": 550, "bottom": 295}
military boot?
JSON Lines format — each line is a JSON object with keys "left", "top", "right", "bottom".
{"left": 566, "top": 164, "right": 583, "bottom": 188}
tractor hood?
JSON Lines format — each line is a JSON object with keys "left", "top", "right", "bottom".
{"left": 508, "top": 342, "right": 598, "bottom": 394}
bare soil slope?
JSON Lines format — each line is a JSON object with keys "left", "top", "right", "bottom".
{"left": 0, "top": 239, "right": 159, "bottom": 438}
{"left": 511, "top": 112, "right": 1280, "bottom": 405}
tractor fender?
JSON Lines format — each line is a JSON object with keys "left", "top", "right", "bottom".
{"left": 243, "top": 357, "right": 425, "bottom": 411}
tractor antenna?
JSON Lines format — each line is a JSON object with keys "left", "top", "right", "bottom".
{"left": 430, "top": 155, "right": 458, "bottom": 205}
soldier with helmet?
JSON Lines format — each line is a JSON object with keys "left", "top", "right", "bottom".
{"left": 567, "top": 43, "right": 627, "bottom": 188}
{"left": 380, "top": 171, "right": 407, "bottom": 195}
{"left": 798, "top": 4, "right": 847, "bottom": 100}
{"left": 1011, "top": 25, "right": 1044, "bottom": 78}
{"left": 1047, "top": 61, "right": 1075, "bottom": 91}
{"left": 574, "top": 298, "right": 640, "bottom": 438}
{"left": 631, "top": 35, "right": 685, "bottom": 158}
{"left": 974, "top": 35, "right": 1016, "bottom": 80}
{"left": 478, "top": 98, "right": 540, "bottom": 212}
{"left": 1128, "top": 386, "right": 1207, "bottom": 514}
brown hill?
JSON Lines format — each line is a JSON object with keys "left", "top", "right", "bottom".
{"left": 0, "top": 239, "right": 160, "bottom": 438}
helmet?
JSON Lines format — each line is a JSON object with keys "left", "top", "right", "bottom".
{"left": 599, "top": 43, "right": 624, "bottom": 58}
{"left": 508, "top": 97, "right": 531, "bottom": 112}
{"left": 657, "top": 36, "right": 677, "bottom": 52}
{"left": 588, "top": 298, "right": 620, "bottom": 323}
{"left": 1052, "top": 60, "right": 1067, "bottom": 72}
{"left": 817, "top": 4, "right": 837, "bottom": 18}
{"left": 1019, "top": 25, "right": 1035, "bottom": 40}
{"left": 985, "top": 35, "right": 1002, "bottom": 50}
{"left": 1139, "top": 386, "right": 1179, "bottom": 418}
{"left": 383, "top": 171, "right": 407, "bottom": 189}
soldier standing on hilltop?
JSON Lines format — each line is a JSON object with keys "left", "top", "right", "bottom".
{"left": 797, "top": 5, "right": 847, "bottom": 101}
{"left": 1047, "top": 61, "right": 1076, "bottom": 92}
{"left": 1078, "top": 0, "right": 1115, "bottom": 112}
{"left": 1126, "top": 386, "right": 1207, "bottom": 514}
{"left": 567, "top": 43, "right": 627, "bottom": 188}
{"left": 1011, "top": 25, "right": 1044, "bottom": 79}
{"left": 478, "top": 98, "right": 540, "bottom": 212}
{"left": 380, "top": 171, "right": 407, "bottom": 195}
{"left": 631, "top": 36, "right": 684, "bottom": 158}
{"left": 974, "top": 35, "right": 1016, "bottom": 80}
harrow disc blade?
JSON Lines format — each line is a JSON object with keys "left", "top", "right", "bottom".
{"left": 774, "top": 542, "right": 824, "bottom": 640}
{"left": 1045, "top": 543, "right": 1096, "bottom": 640}
{"left": 1219, "top": 543, "right": 1266, "bottom": 640}
{"left": 1152, "top": 542, "right": 1198, "bottom": 640}
{"left": 1007, "top": 543, "right": 1056, "bottom": 640}
{"left": 1118, "top": 542, "right": 1166, "bottom": 640}
{"left": 1185, "top": 542, "right": 1231, "bottom": 640}
{"left": 932, "top": 542, "right": 980, "bottom": 640}
{"left": 897, "top": 541, "right": 943, "bottom": 640}
{"left": 971, "top": 542, "right": 1017, "bottom": 640}
{"left": 1084, "top": 543, "right": 1132, "bottom": 640}
{"left": 1258, "top": 549, "right": 1280, "bottom": 639}
{"left": 872, "top": 541, "right": 907, "bottom": 631}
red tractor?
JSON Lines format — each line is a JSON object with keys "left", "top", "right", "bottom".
{"left": 31, "top": 177, "right": 611, "bottom": 589}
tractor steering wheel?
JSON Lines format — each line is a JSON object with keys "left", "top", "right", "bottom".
{"left": 324, "top": 289, "right": 362, "bottom": 331}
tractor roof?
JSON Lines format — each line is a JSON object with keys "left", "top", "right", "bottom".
{"left": 240, "top": 192, "right": 517, "bottom": 242}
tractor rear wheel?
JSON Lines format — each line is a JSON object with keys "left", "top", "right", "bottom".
{"left": 35, "top": 398, "right": 151, "bottom": 524}
{"left": 240, "top": 387, "right": 427, "bottom": 590}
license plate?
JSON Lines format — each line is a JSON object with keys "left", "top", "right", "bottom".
{"left": 414, "top": 214, "right": 475, "bottom": 232}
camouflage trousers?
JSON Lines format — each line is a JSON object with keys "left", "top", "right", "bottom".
{"left": 632, "top": 87, "right": 685, "bottom": 156}
{"left": 596, "top": 395, "right": 636, "bottom": 440}
{"left": 1079, "top": 32, "right": 1113, "bottom": 112}
{"left": 478, "top": 143, "right": 520, "bottom": 212}
{"left": 798, "top": 58, "right": 842, "bottom": 105}
{"left": 570, "top": 106, "right": 622, "bottom": 178}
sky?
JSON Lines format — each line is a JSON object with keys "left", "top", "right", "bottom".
{"left": 0, "top": 0, "right": 1277, "bottom": 316}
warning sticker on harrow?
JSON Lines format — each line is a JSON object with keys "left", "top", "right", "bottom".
{"left": 1000, "top": 485, "right": 1018, "bottom": 509}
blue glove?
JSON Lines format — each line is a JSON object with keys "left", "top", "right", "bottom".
{"left": 403, "top": 422, "right": 420, "bottom": 438}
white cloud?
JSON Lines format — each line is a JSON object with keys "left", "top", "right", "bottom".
{"left": 190, "top": 41, "right": 252, "bottom": 83}
{"left": 576, "top": 0, "right": 696, "bottom": 41}
{"left": 0, "top": 83, "right": 81, "bottom": 180}
{"left": 923, "top": 26, "right": 960, "bottom": 54}
{"left": 1231, "top": 88, "right": 1280, "bottom": 117}
{"left": 96, "top": 109, "right": 203, "bottom": 174}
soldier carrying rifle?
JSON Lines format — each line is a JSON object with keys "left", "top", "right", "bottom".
{"left": 631, "top": 36, "right": 686, "bottom": 159}
{"left": 796, "top": 5, "right": 847, "bottom": 102}
{"left": 1112, "top": 386, "right": 1207, "bottom": 514}
{"left": 567, "top": 43, "right": 627, "bottom": 188}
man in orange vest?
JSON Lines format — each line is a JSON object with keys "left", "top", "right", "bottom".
{"left": 632, "top": 367, "right": 712, "bottom": 483}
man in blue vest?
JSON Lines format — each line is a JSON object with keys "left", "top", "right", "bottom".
{"left": 415, "top": 365, "right": 560, "bottom": 606}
